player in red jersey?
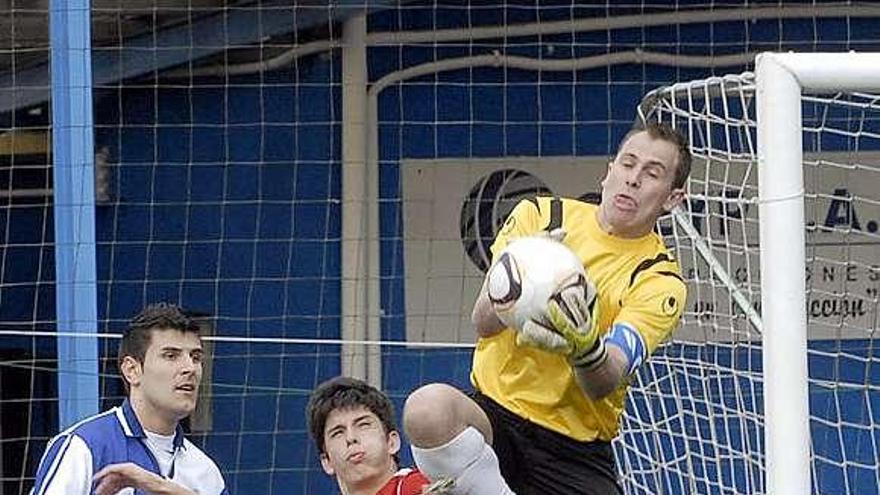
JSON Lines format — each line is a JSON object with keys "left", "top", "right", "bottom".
{"left": 375, "top": 467, "right": 430, "bottom": 495}
{"left": 308, "top": 376, "right": 446, "bottom": 495}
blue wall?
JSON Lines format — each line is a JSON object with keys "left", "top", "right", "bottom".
{"left": 3, "top": 2, "right": 880, "bottom": 493}
{"left": 91, "top": 61, "right": 345, "bottom": 493}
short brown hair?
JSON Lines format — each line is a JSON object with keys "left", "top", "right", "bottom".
{"left": 307, "top": 376, "right": 399, "bottom": 464}
{"left": 618, "top": 122, "right": 692, "bottom": 189}
{"left": 118, "top": 302, "right": 200, "bottom": 391}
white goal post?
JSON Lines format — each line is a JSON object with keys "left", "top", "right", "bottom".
{"left": 636, "top": 52, "right": 880, "bottom": 495}
{"left": 758, "top": 52, "right": 880, "bottom": 495}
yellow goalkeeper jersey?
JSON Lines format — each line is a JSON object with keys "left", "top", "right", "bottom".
{"left": 471, "top": 196, "right": 687, "bottom": 442}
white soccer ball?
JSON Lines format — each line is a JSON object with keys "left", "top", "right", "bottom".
{"left": 485, "top": 235, "right": 588, "bottom": 332}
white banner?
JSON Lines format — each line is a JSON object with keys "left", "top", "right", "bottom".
{"left": 401, "top": 153, "right": 880, "bottom": 343}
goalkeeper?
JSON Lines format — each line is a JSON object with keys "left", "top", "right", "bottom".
{"left": 403, "top": 122, "right": 691, "bottom": 494}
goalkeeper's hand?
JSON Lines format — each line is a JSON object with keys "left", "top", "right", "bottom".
{"left": 517, "top": 274, "right": 603, "bottom": 366}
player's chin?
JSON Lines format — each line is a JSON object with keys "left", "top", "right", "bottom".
{"left": 341, "top": 465, "right": 377, "bottom": 486}
{"left": 606, "top": 209, "right": 635, "bottom": 229}
{"left": 171, "top": 398, "right": 198, "bottom": 417}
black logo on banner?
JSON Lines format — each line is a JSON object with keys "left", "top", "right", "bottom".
{"left": 459, "top": 169, "right": 551, "bottom": 273}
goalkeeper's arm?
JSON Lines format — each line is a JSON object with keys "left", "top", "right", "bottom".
{"left": 532, "top": 291, "right": 648, "bottom": 401}
{"left": 571, "top": 344, "right": 630, "bottom": 400}
{"left": 539, "top": 297, "right": 630, "bottom": 401}
{"left": 572, "top": 320, "right": 649, "bottom": 399}
{"left": 470, "top": 279, "right": 506, "bottom": 338}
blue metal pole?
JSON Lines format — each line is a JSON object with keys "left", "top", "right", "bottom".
{"left": 50, "top": 0, "right": 99, "bottom": 428}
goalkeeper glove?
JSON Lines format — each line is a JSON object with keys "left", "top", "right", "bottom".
{"left": 517, "top": 273, "right": 605, "bottom": 368}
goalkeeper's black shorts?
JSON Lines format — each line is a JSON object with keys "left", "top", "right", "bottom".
{"left": 471, "top": 391, "right": 622, "bottom": 495}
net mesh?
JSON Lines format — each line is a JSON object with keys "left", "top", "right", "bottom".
{"left": 1, "top": 2, "right": 880, "bottom": 494}
{"left": 629, "top": 74, "right": 880, "bottom": 494}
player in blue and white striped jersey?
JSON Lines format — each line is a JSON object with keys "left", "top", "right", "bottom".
{"left": 31, "top": 303, "right": 228, "bottom": 495}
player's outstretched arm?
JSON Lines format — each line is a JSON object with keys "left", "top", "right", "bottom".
{"left": 93, "top": 463, "right": 196, "bottom": 495}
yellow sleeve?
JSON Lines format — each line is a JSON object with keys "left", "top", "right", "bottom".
{"left": 489, "top": 198, "right": 544, "bottom": 261}
{"left": 616, "top": 271, "right": 687, "bottom": 355}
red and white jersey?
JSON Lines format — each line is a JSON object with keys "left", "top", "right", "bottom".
{"left": 375, "top": 468, "right": 431, "bottom": 495}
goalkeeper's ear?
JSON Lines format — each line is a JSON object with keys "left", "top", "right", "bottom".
{"left": 662, "top": 188, "right": 686, "bottom": 212}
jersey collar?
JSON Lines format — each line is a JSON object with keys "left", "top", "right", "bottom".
{"left": 118, "top": 398, "right": 186, "bottom": 450}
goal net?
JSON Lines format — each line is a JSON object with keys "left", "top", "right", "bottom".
{"left": 624, "top": 71, "right": 880, "bottom": 494}
{"left": 3, "top": 3, "right": 880, "bottom": 495}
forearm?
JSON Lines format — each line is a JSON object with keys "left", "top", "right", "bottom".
{"left": 571, "top": 343, "right": 629, "bottom": 400}
{"left": 93, "top": 463, "right": 199, "bottom": 495}
{"left": 471, "top": 285, "right": 506, "bottom": 338}
{"left": 153, "top": 482, "right": 197, "bottom": 495}
{"left": 113, "top": 478, "right": 196, "bottom": 495}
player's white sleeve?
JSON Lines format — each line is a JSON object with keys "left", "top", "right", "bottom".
{"left": 31, "top": 434, "right": 93, "bottom": 495}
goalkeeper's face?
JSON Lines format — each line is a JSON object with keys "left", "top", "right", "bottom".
{"left": 600, "top": 130, "right": 685, "bottom": 238}
{"left": 124, "top": 328, "right": 204, "bottom": 432}
{"left": 320, "top": 406, "right": 401, "bottom": 492}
